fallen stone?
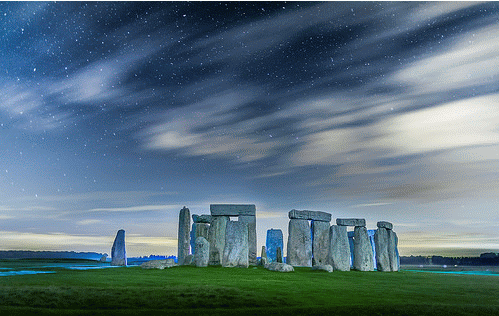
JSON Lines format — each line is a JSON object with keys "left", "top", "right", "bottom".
{"left": 194, "top": 237, "right": 210, "bottom": 267}
{"left": 374, "top": 227, "right": 390, "bottom": 272}
{"left": 266, "top": 262, "right": 294, "bottom": 272}
{"left": 111, "top": 229, "right": 127, "bottom": 266}
{"left": 208, "top": 216, "right": 228, "bottom": 265}
{"left": 222, "top": 221, "right": 249, "bottom": 268}
{"left": 287, "top": 219, "right": 312, "bottom": 267}
{"left": 288, "top": 209, "right": 332, "bottom": 222}
{"left": 312, "top": 264, "right": 333, "bottom": 273}
{"left": 178, "top": 206, "right": 191, "bottom": 265}
{"left": 312, "top": 220, "right": 330, "bottom": 265}
{"left": 329, "top": 225, "right": 350, "bottom": 271}
{"left": 377, "top": 221, "right": 393, "bottom": 230}
{"left": 353, "top": 226, "right": 374, "bottom": 271}
{"left": 141, "top": 259, "right": 176, "bottom": 269}
{"left": 192, "top": 214, "right": 212, "bottom": 223}
{"left": 190, "top": 222, "right": 210, "bottom": 254}
{"left": 210, "top": 204, "right": 256, "bottom": 216}
{"left": 336, "top": 218, "right": 366, "bottom": 227}
{"left": 239, "top": 215, "right": 257, "bottom": 265}
{"left": 266, "top": 229, "right": 284, "bottom": 263}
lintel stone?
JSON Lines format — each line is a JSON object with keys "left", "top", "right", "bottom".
{"left": 210, "top": 204, "right": 256, "bottom": 216}
{"left": 192, "top": 214, "right": 212, "bottom": 223}
{"left": 377, "top": 221, "right": 393, "bottom": 230}
{"left": 288, "top": 209, "right": 331, "bottom": 222}
{"left": 336, "top": 218, "right": 366, "bottom": 227}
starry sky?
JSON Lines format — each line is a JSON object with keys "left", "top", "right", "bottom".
{"left": 1, "top": 1, "right": 499, "bottom": 258}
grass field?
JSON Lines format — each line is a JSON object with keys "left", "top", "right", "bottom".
{"left": 2, "top": 260, "right": 499, "bottom": 315}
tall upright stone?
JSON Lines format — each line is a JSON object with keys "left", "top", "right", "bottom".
{"left": 368, "top": 229, "right": 377, "bottom": 270}
{"left": 190, "top": 222, "right": 210, "bottom": 254}
{"left": 194, "top": 237, "right": 210, "bottom": 267}
{"left": 388, "top": 230, "right": 400, "bottom": 272}
{"left": 260, "top": 246, "right": 268, "bottom": 265}
{"left": 223, "top": 221, "right": 249, "bottom": 268}
{"left": 312, "top": 220, "right": 330, "bottom": 265}
{"left": 266, "top": 229, "right": 284, "bottom": 263}
{"left": 111, "top": 229, "right": 127, "bottom": 266}
{"left": 177, "top": 206, "right": 190, "bottom": 265}
{"left": 287, "top": 219, "right": 312, "bottom": 267}
{"left": 208, "top": 216, "right": 228, "bottom": 265}
{"left": 276, "top": 247, "right": 283, "bottom": 263}
{"left": 329, "top": 225, "right": 350, "bottom": 271}
{"left": 353, "top": 226, "right": 374, "bottom": 271}
{"left": 239, "top": 215, "right": 257, "bottom": 265}
{"left": 374, "top": 227, "right": 390, "bottom": 272}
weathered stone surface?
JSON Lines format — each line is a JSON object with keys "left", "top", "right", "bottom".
{"left": 276, "top": 247, "right": 283, "bottom": 263}
{"left": 184, "top": 254, "right": 194, "bottom": 266}
{"left": 266, "top": 229, "right": 284, "bottom": 263}
{"left": 260, "top": 246, "right": 268, "bottom": 266}
{"left": 388, "top": 230, "right": 400, "bottom": 272}
{"left": 312, "top": 264, "right": 333, "bottom": 273}
{"left": 287, "top": 219, "right": 312, "bottom": 267}
{"left": 266, "top": 262, "right": 294, "bottom": 272}
{"left": 368, "top": 229, "right": 377, "bottom": 270}
{"left": 239, "top": 215, "right": 257, "bottom": 265}
{"left": 222, "top": 221, "right": 249, "bottom": 268}
{"left": 336, "top": 218, "right": 366, "bottom": 227}
{"left": 192, "top": 214, "right": 212, "bottom": 223}
{"left": 329, "top": 225, "right": 350, "bottom": 271}
{"left": 377, "top": 221, "right": 393, "bottom": 230}
{"left": 208, "top": 216, "right": 228, "bottom": 265}
{"left": 194, "top": 237, "right": 210, "bottom": 267}
{"left": 374, "top": 227, "right": 390, "bottom": 272}
{"left": 190, "top": 222, "right": 210, "bottom": 254}
{"left": 288, "top": 209, "right": 331, "bottom": 222}
{"left": 141, "top": 259, "right": 176, "bottom": 269}
{"left": 178, "top": 206, "right": 191, "bottom": 265}
{"left": 210, "top": 204, "right": 256, "bottom": 216}
{"left": 100, "top": 254, "right": 108, "bottom": 263}
{"left": 353, "top": 226, "right": 374, "bottom": 271}
{"left": 111, "top": 229, "right": 127, "bottom": 266}
{"left": 312, "top": 220, "right": 330, "bottom": 265}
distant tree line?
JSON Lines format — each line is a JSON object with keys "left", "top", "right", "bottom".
{"left": 0, "top": 250, "right": 104, "bottom": 260}
{"left": 401, "top": 253, "right": 499, "bottom": 266}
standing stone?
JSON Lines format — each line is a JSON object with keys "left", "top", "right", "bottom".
{"left": 260, "top": 246, "right": 267, "bottom": 266}
{"left": 287, "top": 219, "right": 312, "bottom": 267}
{"left": 239, "top": 215, "right": 257, "bottom": 265}
{"left": 276, "top": 247, "right": 283, "bottom": 263}
{"left": 312, "top": 220, "right": 330, "bottom": 266}
{"left": 178, "top": 206, "right": 191, "bottom": 265}
{"left": 111, "top": 229, "right": 127, "bottom": 266}
{"left": 353, "top": 226, "right": 374, "bottom": 271}
{"left": 368, "top": 229, "right": 377, "bottom": 270}
{"left": 266, "top": 229, "right": 284, "bottom": 263}
{"left": 223, "top": 221, "right": 249, "bottom": 268}
{"left": 208, "top": 216, "right": 228, "bottom": 265}
{"left": 194, "top": 237, "right": 210, "bottom": 267}
{"left": 388, "top": 230, "right": 400, "bottom": 272}
{"left": 329, "top": 225, "right": 350, "bottom": 271}
{"left": 374, "top": 227, "right": 390, "bottom": 272}
{"left": 190, "top": 222, "right": 210, "bottom": 254}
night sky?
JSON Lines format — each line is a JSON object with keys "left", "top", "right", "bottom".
{"left": 1, "top": 2, "right": 499, "bottom": 257}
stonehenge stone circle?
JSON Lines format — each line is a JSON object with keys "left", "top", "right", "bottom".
{"left": 353, "top": 226, "right": 374, "bottom": 271}
{"left": 374, "top": 227, "right": 391, "bottom": 271}
{"left": 289, "top": 209, "right": 331, "bottom": 222}
{"left": 194, "top": 237, "right": 210, "bottom": 267}
{"left": 190, "top": 222, "right": 210, "bottom": 254}
{"left": 192, "top": 214, "right": 212, "bottom": 223}
{"left": 287, "top": 218, "right": 312, "bottom": 267}
{"left": 336, "top": 218, "right": 366, "bottom": 227}
{"left": 312, "top": 220, "right": 330, "bottom": 265}
{"left": 329, "top": 225, "right": 350, "bottom": 271}
{"left": 222, "top": 221, "right": 249, "bottom": 268}
{"left": 266, "top": 229, "right": 284, "bottom": 263}
{"left": 208, "top": 216, "right": 228, "bottom": 265}
{"left": 178, "top": 206, "right": 191, "bottom": 265}
{"left": 111, "top": 229, "right": 127, "bottom": 266}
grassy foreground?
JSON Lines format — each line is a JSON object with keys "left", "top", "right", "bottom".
{"left": 1, "top": 263, "right": 499, "bottom": 315}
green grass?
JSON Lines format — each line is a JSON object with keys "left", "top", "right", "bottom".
{"left": 2, "top": 262, "right": 499, "bottom": 315}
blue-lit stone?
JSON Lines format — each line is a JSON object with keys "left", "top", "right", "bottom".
{"left": 266, "top": 229, "right": 283, "bottom": 263}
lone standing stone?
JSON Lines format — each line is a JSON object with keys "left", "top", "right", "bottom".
{"left": 223, "top": 221, "right": 249, "bottom": 268}
{"left": 178, "top": 206, "right": 191, "bottom": 265}
{"left": 312, "top": 220, "right": 330, "bottom": 265}
{"left": 266, "top": 229, "right": 284, "bottom": 263}
{"left": 111, "top": 229, "right": 127, "bottom": 266}
{"left": 329, "top": 225, "right": 350, "bottom": 271}
{"left": 287, "top": 219, "right": 312, "bottom": 267}
{"left": 374, "top": 227, "right": 390, "bottom": 272}
{"left": 194, "top": 237, "right": 210, "bottom": 267}
{"left": 353, "top": 226, "right": 374, "bottom": 271}
{"left": 208, "top": 216, "right": 228, "bottom": 265}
